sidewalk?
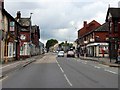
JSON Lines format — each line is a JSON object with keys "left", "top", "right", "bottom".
{"left": 0, "top": 54, "right": 44, "bottom": 78}
{"left": 79, "top": 56, "right": 120, "bottom": 67}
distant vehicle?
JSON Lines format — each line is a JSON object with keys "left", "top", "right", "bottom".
{"left": 67, "top": 50, "right": 75, "bottom": 57}
{"left": 57, "top": 51, "right": 64, "bottom": 57}
{"left": 117, "top": 49, "right": 120, "bottom": 62}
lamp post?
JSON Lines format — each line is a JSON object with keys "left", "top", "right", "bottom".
{"left": 84, "top": 41, "right": 88, "bottom": 58}
{"left": 29, "top": 13, "right": 33, "bottom": 57}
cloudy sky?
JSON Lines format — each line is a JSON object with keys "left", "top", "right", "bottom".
{"left": 4, "top": 0, "right": 120, "bottom": 44}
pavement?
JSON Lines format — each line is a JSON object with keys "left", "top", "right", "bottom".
{"left": 2, "top": 53, "right": 118, "bottom": 88}
{"left": 0, "top": 54, "right": 44, "bottom": 79}
{"left": 78, "top": 56, "right": 120, "bottom": 67}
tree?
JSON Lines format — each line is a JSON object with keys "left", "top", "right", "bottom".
{"left": 46, "top": 39, "right": 58, "bottom": 51}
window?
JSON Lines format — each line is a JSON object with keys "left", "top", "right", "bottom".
{"left": 114, "top": 20, "right": 118, "bottom": 32}
{"left": 99, "top": 46, "right": 108, "bottom": 54}
{"left": 109, "top": 22, "right": 112, "bottom": 33}
{"left": 8, "top": 42, "right": 13, "bottom": 57}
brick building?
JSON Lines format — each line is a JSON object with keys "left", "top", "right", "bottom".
{"left": 78, "top": 20, "right": 109, "bottom": 57}
{"left": 31, "top": 25, "right": 40, "bottom": 55}
{"left": 16, "top": 11, "right": 32, "bottom": 58}
{"left": 106, "top": 8, "right": 120, "bottom": 60}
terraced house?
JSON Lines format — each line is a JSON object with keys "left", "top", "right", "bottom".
{"left": 78, "top": 20, "right": 109, "bottom": 58}
{"left": 0, "top": 2, "right": 23, "bottom": 63}
{"left": 106, "top": 7, "right": 120, "bottom": 61}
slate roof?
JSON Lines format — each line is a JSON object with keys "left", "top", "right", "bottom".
{"left": 19, "top": 18, "right": 31, "bottom": 27}
{"left": 95, "top": 22, "right": 109, "bottom": 32}
{"left": 106, "top": 8, "right": 120, "bottom": 21}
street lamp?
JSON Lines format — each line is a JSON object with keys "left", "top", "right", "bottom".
{"left": 30, "top": 12, "right": 33, "bottom": 57}
{"left": 84, "top": 41, "right": 88, "bottom": 58}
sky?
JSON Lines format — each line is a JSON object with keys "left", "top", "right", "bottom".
{"left": 4, "top": 0, "right": 120, "bottom": 44}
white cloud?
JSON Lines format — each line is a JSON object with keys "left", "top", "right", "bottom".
{"left": 4, "top": 0, "right": 120, "bottom": 44}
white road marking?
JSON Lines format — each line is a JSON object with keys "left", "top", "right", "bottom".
{"left": 0, "top": 62, "right": 20, "bottom": 69}
{"left": 104, "top": 69, "right": 118, "bottom": 74}
{"left": 0, "top": 76, "right": 8, "bottom": 82}
{"left": 94, "top": 66, "right": 101, "bottom": 69}
{"left": 60, "top": 67, "right": 64, "bottom": 73}
{"left": 56, "top": 60, "right": 72, "bottom": 87}
{"left": 64, "top": 74, "right": 72, "bottom": 87}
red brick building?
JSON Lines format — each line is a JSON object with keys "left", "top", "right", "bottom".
{"left": 16, "top": 11, "right": 32, "bottom": 58}
{"left": 106, "top": 8, "right": 120, "bottom": 60}
{"left": 77, "top": 20, "right": 109, "bottom": 57}
{"left": 31, "top": 25, "right": 40, "bottom": 56}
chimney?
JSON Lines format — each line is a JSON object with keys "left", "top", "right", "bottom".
{"left": 17, "top": 11, "right": 21, "bottom": 19}
{"left": 83, "top": 21, "right": 87, "bottom": 27}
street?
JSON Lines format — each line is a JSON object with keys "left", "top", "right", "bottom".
{"left": 2, "top": 53, "right": 118, "bottom": 88}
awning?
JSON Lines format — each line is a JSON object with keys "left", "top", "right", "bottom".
{"left": 86, "top": 43, "right": 108, "bottom": 47}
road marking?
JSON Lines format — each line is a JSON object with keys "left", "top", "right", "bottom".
{"left": 56, "top": 60, "right": 72, "bottom": 87}
{"left": 60, "top": 67, "right": 64, "bottom": 73}
{"left": 0, "top": 62, "right": 20, "bottom": 69}
{"left": 104, "top": 69, "right": 118, "bottom": 74}
{"left": 0, "top": 76, "right": 8, "bottom": 82}
{"left": 64, "top": 74, "right": 72, "bottom": 87}
{"left": 94, "top": 66, "right": 101, "bottom": 69}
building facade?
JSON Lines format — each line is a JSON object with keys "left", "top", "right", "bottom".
{"left": 78, "top": 20, "right": 109, "bottom": 57}
{"left": 106, "top": 8, "right": 120, "bottom": 60}
{"left": 31, "top": 25, "right": 40, "bottom": 55}
{"left": 16, "top": 11, "right": 32, "bottom": 58}
{"left": 1, "top": 9, "right": 22, "bottom": 63}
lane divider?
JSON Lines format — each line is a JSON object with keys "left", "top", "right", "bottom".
{"left": 56, "top": 60, "right": 72, "bottom": 87}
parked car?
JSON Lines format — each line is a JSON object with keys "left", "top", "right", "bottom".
{"left": 57, "top": 51, "right": 64, "bottom": 57}
{"left": 67, "top": 50, "right": 75, "bottom": 57}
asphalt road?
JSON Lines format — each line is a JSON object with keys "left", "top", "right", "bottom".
{"left": 2, "top": 53, "right": 119, "bottom": 88}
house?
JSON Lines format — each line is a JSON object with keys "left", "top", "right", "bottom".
{"left": 77, "top": 20, "right": 109, "bottom": 57}
{"left": 1, "top": 6, "right": 22, "bottom": 63}
{"left": 106, "top": 8, "right": 120, "bottom": 60}
{"left": 31, "top": 25, "right": 40, "bottom": 55}
{"left": 16, "top": 11, "right": 32, "bottom": 59}
{"left": 0, "top": 1, "right": 4, "bottom": 62}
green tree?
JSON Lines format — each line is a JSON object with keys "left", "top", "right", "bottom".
{"left": 46, "top": 39, "right": 58, "bottom": 51}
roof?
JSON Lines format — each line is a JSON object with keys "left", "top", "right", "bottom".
{"left": 19, "top": 18, "right": 31, "bottom": 27}
{"left": 2, "top": 9, "right": 23, "bottom": 28}
{"left": 106, "top": 8, "right": 120, "bottom": 21}
{"left": 78, "top": 20, "right": 101, "bottom": 37}
{"left": 95, "top": 22, "right": 109, "bottom": 32}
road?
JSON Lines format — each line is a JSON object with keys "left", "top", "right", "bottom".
{"left": 2, "top": 53, "right": 119, "bottom": 88}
